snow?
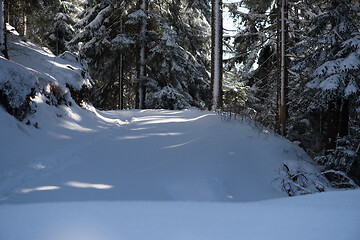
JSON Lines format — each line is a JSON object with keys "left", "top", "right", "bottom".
{"left": 88, "top": 5, "right": 112, "bottom": 30}
{"left": 1, "top": 27, "right": 359, "bottom": 240}
{"left": 342, "top": 33, "right": 360, "bottom": 49}
{"left": 340, "top": 52, "right": 359, "bottom": 72}
{"left": 0, "top": 190, "right": 359, "bottom": 240}
{"left": 319, "top": 74, "right": 340, "bottom": 91}
{"left": 111, "top": 34, "right": 134, "bottom": 49}
{"left": 8, "top": 35, "right": 92, "bottom": 90}
{"left": 345, "top": 79, "right": 358, "bottom": 96}
{"left": 0, "top": 57, "right": 37, "bottom": 108}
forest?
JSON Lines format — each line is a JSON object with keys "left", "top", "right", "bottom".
{"left": 1, "top": 0, "right": 360, "bottom": 189}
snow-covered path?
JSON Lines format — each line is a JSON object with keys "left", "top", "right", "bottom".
{"left": 1, "top": 108, "right": 360, "bottom": 240}
{"left": 1, "top": 108, "right": 296, "bottom": 204}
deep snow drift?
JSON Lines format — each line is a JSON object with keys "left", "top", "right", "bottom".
{"left": 1, "top": 33, "right": 359, "bottom": 240}
{"left": 1, "top": 106, "right": 299, "bottom": 203}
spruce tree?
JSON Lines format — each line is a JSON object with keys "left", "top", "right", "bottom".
{"left": 292, "top": 0, "right": 360, "bottom": 148}
{"left": 69, "top": 0, "right": 211, "bottom": 110}
{"left": 291, "top": 0, "right": 360, "bottom": 186}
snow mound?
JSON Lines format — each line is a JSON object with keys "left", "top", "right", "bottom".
{"left": 0, "top": 107, "right": 330, "bottom": 204}
{"left": 9, "top": 35, "right": 92, "bottom": 91}
{"left": 0, "top": 57, "right": 37, "bottom": 119}
{"left": 0, "top": 32, "right": 93, "bottom": 121}
{"left": 0, "top": 57, "right": 37, "bottom": 106}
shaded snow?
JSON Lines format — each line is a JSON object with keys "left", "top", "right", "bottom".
{"left": 0, "top": 190, "right": 359, "bottom": 240}
{"left": 0, "top": 57, "right": 37, "bottom": 108}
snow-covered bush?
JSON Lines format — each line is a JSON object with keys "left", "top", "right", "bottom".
{"left": 59, "top": 51, "right": 93, "bottom": 106}
{"left": 274, "top": 160, "right": 330, "bottom": 196}
{"left": 145, "top": 86, "right": 191, "bottom": 110}
{"left": 0, "top": 57, "right": 37, "bottom": 120}
{"left": 41, "top": 82, "right": 69, "bottom": 107}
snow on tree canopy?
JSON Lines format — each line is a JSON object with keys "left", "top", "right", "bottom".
{"left": 111, "top": 34, "right": 134, "bottom": 50}
{"left": 318, "top": 75, "right": 340, "bottom": 91}
{"left": 308, "top": 52, "right": 360, "bottom": 98}
{"left": 339, "top": 52, "right": 360, "bottom": 72}
{"left": 342, "top": 33, "right": 360, "bottom": 49}
{"left": 345, "top": 78, "right": 358, "bottom": 97}
{"left": 75, "top": 5, "right": 99, "bottom": 28}
{"left": 146, "top": 86, "right": 192, "bottom": 110}
{"left": 126, "top": 9, "right": 147, "bottom": 25}
{"left": 88, "top": 5, "right": 112, "bottom": 30}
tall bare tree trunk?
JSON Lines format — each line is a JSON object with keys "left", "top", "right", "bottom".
{"left": 119, "top": 19, "right": 124, "bottom": 110}
{"left": 277, "top": 0, "right": 288, "bottom": 135}
{"left": 211, "top": 0, "right": 223, "bottom": 111}
{"left": 22, "top": 2, "right": 27, "bottom": 37}
{"left": 0, "top": 0, "right": 9, "bottom": 59}
{"left": 137, "top": 0, "right": 147, "bottom": 109}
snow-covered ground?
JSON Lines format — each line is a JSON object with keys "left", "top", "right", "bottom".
{"left": 1, "top": 106, "right": 293, "bottom": 203}
{"left": 1, "top": 189, "right": 359, "bottom": 240}
{"left": 1, "top": 105, "right": 359, "bottom": 240}
{"left": 1, "top": 33, "right": 359, "bottom": 239}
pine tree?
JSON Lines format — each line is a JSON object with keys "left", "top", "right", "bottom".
{"left": 292, "top": 0, "right": 360, "bottom": 148}
{"left": 227, "top": 0, "right": 277, "bottom": 126}
{"left": 69, "top": 0, "right": 211, "bottom": 110}
{"left": 290, "top": 0, "right": 360, "bottom": 186}
{"left": 144, "top": 0, "right": 210, "bottom": 109}
{"left": 48, "top": 0, "right": 81, "bottom": 55}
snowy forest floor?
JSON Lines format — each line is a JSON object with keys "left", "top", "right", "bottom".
{"left": 0, "top": 106, "right": 359, "bottom": 240}
{"left": 0, "top": 33, "right": 359, "bottom": 239}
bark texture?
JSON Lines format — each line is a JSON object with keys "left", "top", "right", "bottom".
{"left": 211, "top": 0, "right": 223, "bottom": 111}
{"left": 276, "top": 0, "right": 288, "bottom": 135}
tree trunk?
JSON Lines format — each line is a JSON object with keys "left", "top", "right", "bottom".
{"left": 339, "top": 97, "right": 349, "bottom": 137}
{"left": 0, "top": 0, "right": 9, "bottom": 59}
{"left": 326, "top": 101, "right": 339, "bottom": 149}
{"left": 22, "top": 2, "right": 26, "bottom": 37}
{"left": 211, "top": 0, "right": 223, "bottom": 111}
{"left": 325, "top": 97, "right": 349, "bottom": 149}
{"left": 137, "top": 0, "right": 147, "bottom": 109}
{"left": 276, "top": 0, "right": 288, "bottom": 136}
{"left": 119, "top": 19, "right": 124, "bottom": 110}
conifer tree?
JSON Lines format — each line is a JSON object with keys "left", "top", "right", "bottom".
{"left": 227, "top": 0, "right": 277, "bottom": 126}
{"left": 69, "top": 0, "right": 210, "bottom": 110}
{"left": 292, "top": 0, "right": 360, "bottom": 148}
